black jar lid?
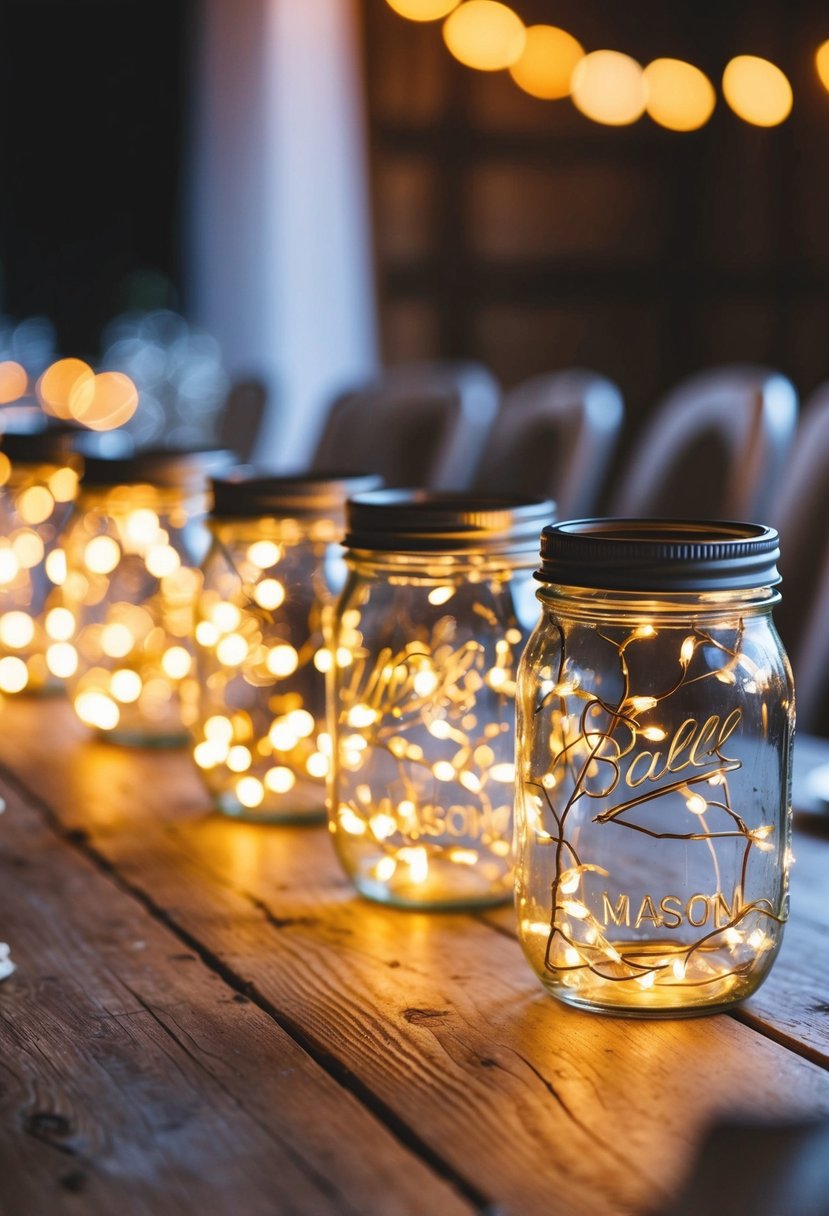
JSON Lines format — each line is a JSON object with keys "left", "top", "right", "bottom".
{"left": 344, "top": 490, "right": 555, "bottom": 554}
{"left": 0, "top": 408, "right": 73, "bottom": 464}
{"left": 211, "top": 471, "right": 384, "bottom": 519}
{"left": 537, "top": 519, "right": 781, "bottom": 592}
{"left": 79, "top": 446, "right": 235, "bottom": 490}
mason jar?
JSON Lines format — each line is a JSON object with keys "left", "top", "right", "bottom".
{"left": 0, "top": 417, "right": 80, "bottom": 694}
{"left": 192, "top": 472, "right": 381, "bottom": 821}
{"left": 57, "top": 448, "right": 231, "bottom": 744}
{"left": 515, "top": 519, "right": 794, "bottom": 1017}
{"left": 328, "top": 491, "right": 553, "bottom": 909}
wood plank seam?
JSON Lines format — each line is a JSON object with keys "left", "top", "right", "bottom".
{"left": 0, "top": 759, "right": 498, "bottom": 1216}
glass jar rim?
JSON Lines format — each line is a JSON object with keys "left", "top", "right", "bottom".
{"left": 537, "top": 518, "right": 781, "bottom": 592}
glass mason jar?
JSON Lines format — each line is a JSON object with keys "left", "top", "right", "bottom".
{"left": 57, "top": 448, "right": 231, "bottom": 745}
{"left": 328, "top": 491, "right": 553, "bottom": 909}
{"left": 192, "top": 472, "right": 382, "bottom": 822}
{"left": 0, "top": 418, "right": 81, "bottom": 694}
{"left": 515, "top": 520, "right": 794, "bottom": 1017}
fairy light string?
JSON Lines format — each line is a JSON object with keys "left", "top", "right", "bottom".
{"left": 524, "top": 616, "right": 787, "bottom": 1002}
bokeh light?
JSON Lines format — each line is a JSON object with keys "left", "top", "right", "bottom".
{"left": 0, "top": 362, "right": 28, "bottom": 405}
{"left": 69, "top": 370, "right": 139, "bottom": 431}
{"left": 509, "top": 25, "right": 584, "bottom": 100}
{"left": 442, "top": 1, "right": 526, "bottom": 72}
{"left": 571, "top": 50, "right": 647, "bottom": 126}
{"left": 722, "top": 55, "right": 792, "bottom": 127}
{"left": 817, "top": 40, "right": 829, "bottom": 93}
{"left": 37, "top": 359, "right": 94, "bottom": 420}
{"left": 386, "top": 0, "right": 459, "bottom": 20}
{"left": 644, "top": 58, "right": 716, "bottom": 131}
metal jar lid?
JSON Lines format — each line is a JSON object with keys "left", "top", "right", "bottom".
{"left": 0, "top": 409, "right": 73, "bottom": 465}
{"left": 344, "top": 490, "right": 555, "bottom": 555}
{"left": 79, "top": 447, "right": 235, "bottom": 491}
{"left": 211, "top": 472, "right": 383, "bottom": 519}
{"left": 537, "top": 519, "right": 781, "bottom": 592}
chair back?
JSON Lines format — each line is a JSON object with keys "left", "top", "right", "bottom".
{"left": 218, "top": 379, "right": 268, "bottom": 462}
{"left": 472, "top": 369, "right": 624, "bottom": 518}
{"left": 770, "top": 387, "right": 829, "bottom": 733}
{"left": 310, "top": 361, "right": 500, "bottom": 490}
{"left": 611, "top": 365, "right": 798, "bottom": 521}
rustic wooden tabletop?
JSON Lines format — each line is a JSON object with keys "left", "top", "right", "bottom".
{"left": 1, "top": 698, "right": 829, "bottom": 1216}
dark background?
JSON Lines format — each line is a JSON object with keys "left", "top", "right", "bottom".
{"left": 0, "top": 0, "right": 189, "bottom": 357}
{"left": 2, "top": 0, "right": 829, "bottom": 429}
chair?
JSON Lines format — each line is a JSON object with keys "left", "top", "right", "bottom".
{"left": 218, "top": 379, "right": 268, "bottom": 462}
{"left": 470, "top": 369, "right": 624, "bottom": 518}
{"left": 769, "top": 387, "right": 829, "bottom": 733}
{"left": 610, "top": 366, "right": 798, "bottom": 521}
{"left": 309, "top": 361, "right": 500, "bottom": 490}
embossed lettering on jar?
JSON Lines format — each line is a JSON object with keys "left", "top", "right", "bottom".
{"left": 329, "top": 491, "right": 553, "bottom": 909}
{"left": 515, "top": 520, "right": 794, "bottom": 1016}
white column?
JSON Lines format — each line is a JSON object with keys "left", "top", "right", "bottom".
{"left": 188, "top": 0, "right": 379, "bottom": 469}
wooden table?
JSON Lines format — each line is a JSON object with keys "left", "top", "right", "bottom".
{"left": 2, "top": 699, "right": 829, "bottom": 1216}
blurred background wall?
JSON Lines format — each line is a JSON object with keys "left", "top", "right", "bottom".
{"left": 1, "top": 0, "right": 829, "bottom": 460}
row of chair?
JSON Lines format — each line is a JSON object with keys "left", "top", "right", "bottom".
{"left": 303, "top": 360, "right": 829, "bottom": 733}
{"left": 308, "top": 361, "right": 802, "bottom": 521}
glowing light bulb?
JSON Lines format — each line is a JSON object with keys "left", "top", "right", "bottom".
{"left": 48, "top": 467, "right": 79, "bottom": 503}
{"left": 572, "top": 50, "right": 647, "bottom": 126}
{"left": 74, "top": 690, "right": 120, "bottom": 730}
{"left": 264, "top": 766, "right": 296, "bottom": 794}
{"left": 45, "top": 548, "right": 67, "bottom": 585}
{"left": 0, "top": 360, "right": 28, "bottom": 404}
{"left": 145, "top": 545, "right": 181, "bottom": 579}
{"left": 247, "top": 540, "right": 281, "bottom": 568}
{"left": 111, "top": 669, "right": 142, "bottom": 703}
{"left": 236, "top": 776, "right": 265, "bottom": 808}
{"left": 46, "top": 642, "right": 78, "bottom": 678}
{"left": 216, "top": 633, "right": 249, "bottom": 666}
{"left": 101, "top": 622, "right": 134, "bottom": 659}
{"left": 386, "top": 0, "right": 459, "bottom": 18}
{"left": 85, "top": 535, "right": 120, "bottom": 575}
{"left": 443, "top": 1, "right": 526, "bottom": 72}
{"left": 227, "top": 745, "right": 252, "bottom": 772}
{"left": 13, "top": 531, "right": 45, "bottom": 568}
{"left": 161, "top": 646, "right": 191, "bottom": 680}
{"left": 37, "top": 359, "right": 94, "bottom": 420}
{"left": 817, "top": 40, "right": 829, "bottom": 93}
{"left": 212, "top": 602, "right": 241, "bottom": 633}
{"left": 428, "top": 585, "right": 455, "bottom": 606}
{"left": 0, "top": 656, "right": 28, "bottom": 693}
{"left": 69, "top": 370, "right": 139, "bottom": 431}
{"left": 266, "top": 644, "right": 299, "bottom": 678}
{"left": 722, "top": 55, "right": 792, "bottom": 127}
{"left": 45, "top": 607, "right": 75, "bottom": 641}
{"left": 125, "top": 509, "right": 160, "bottom": 546}
{"left": 0, "top": 549, "right": 19, "bottom": 585}
{"left": 18, "top": 486, "right": 54, "bottom": 525}
{"left": 509, "top": 24, "right": 583, "bottom": 100}
{"left": 0, "top": 612, "right": 35, "bottom": 649}
{"left": 253, "top": 578, "right": 285, "bottom": 611}
{"left": 644, "top": 58, "right": 716, "bottom": 131}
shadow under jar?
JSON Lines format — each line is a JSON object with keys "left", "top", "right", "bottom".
{"left": 515, "top": 520, "right": 794, "bottom": 1017}
{"left": 192, "top": 473, "right": 381, "bottom": 822}
{"left": 328, "top": 490, "right": 554, "bottom": 910}
{"left": 58, "top": 448, "right": 231, "bottom": 745}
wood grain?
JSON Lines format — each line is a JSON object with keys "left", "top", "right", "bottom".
{"left": 2, "top": 700, "right": 829, "bottom": 1215}
{"left": 0, "top": 764, "right": 474, "bottom": 1216}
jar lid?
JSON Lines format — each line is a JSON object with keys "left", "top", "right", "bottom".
{"left": 345, "top": 490, "right": 555, "bottom": 554}
{"left": 537, "top": 519, "right": 781, "bottom": 591}
{"left": 79, "top": 447, "right": 235, "bottom": 490}
{"left": 211, "top": 471, "right": 384, "bottom": 518}
{"left": 0, "top": 409, "right": 72, "bottom": 464}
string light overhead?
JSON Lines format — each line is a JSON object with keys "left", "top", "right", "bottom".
{"left": 386, "top": 0, "right": 807, "bottom": 132}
